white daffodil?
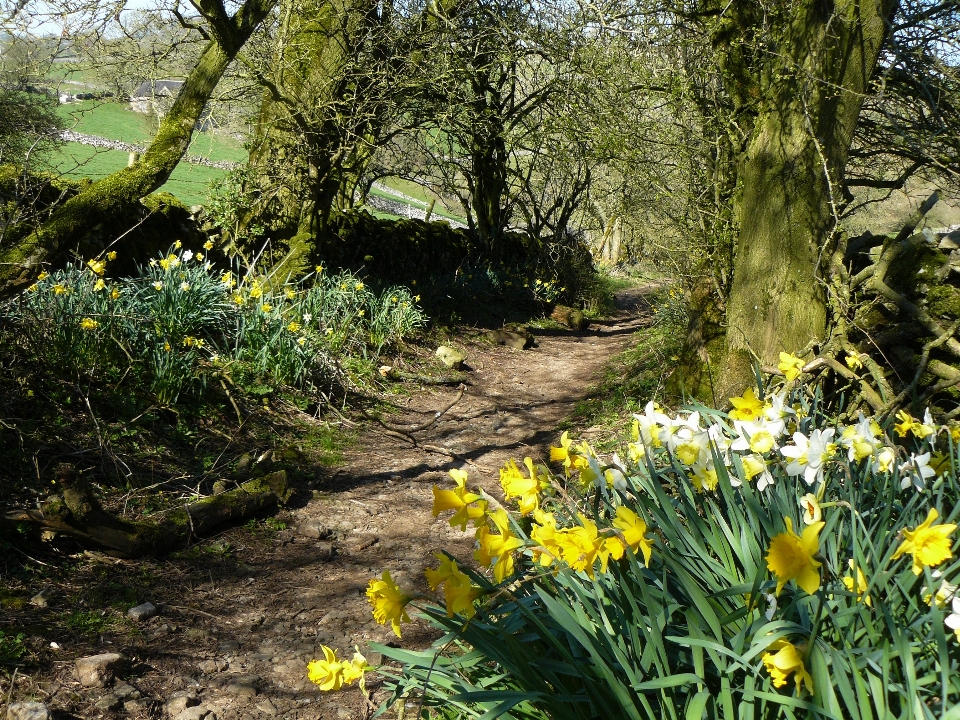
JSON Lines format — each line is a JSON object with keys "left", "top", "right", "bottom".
{"left": 633, "top": 400, "right": 668, "bottom": 448}
{"left": 898, "top": 452, "right": 936, "bottom": 492}
{"left": 780, "top": 428, "right": 837, "bottom": 485}
{"left": 741, "top": 453, "right": 774, "bottom": 491}
{"left": 731, "top": 419, "right": 780, "bottom": 455}
{"left": 945, "top": 596, "right": 960, "bottom": 642}
{"left": 839, "top": 413, "right": 882, "bottom": 462}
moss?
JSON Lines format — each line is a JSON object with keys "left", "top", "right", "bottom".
{"left": 925, "top": 284, "right": 960, "bottom": 319}
{"left": 0, "top": 589, "right": 27, "bottom": 610}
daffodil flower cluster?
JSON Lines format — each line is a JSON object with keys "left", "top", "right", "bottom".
{"left": 306, "top": 645, "right": 371, "bottom": 692}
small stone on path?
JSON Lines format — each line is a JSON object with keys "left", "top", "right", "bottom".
{"left": 164, "top": 690, "right": 199, "bottom": 716}
{"left": 128, "top": 601, "right": 159, "bottom": 621}
{"left": 174, "top": 707, "right": 218, "bottom": 720}
{"left": 29, "top": 588, "right": 55, "bottom": 608}
{"left": 75, "top": 652, "right": 126, "bottom": 687}
{"left": 6, "top": 702, "right": 49, "bottom": 720}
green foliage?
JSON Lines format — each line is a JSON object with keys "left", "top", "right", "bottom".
{"left": 0, "top": 88, "right": 64, "bottom": 166}
{"left": 374, "top": 386, "right": 960, "bottom": 719}
{"left": 0, "top": 246, "right": 426, "bottom": 405}
{"left": 0, "top": 630, "right": 28, "bottom": 665}
{"left": 63, "top": 609, "right": 110, "bottom": 637}
{"left": 651, "top": 285, "right": 689, "bottom": 332}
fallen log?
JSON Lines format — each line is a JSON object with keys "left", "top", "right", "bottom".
{"left": 3, "top": 465, "right": 290, "bottom": 558}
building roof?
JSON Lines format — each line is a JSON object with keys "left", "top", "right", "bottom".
{"left": 131, "top": 79, "right": 184, "bottom": 99}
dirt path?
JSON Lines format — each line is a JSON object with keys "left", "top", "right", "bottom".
{"left": 4, "top": 288, "right": 654, "bottom": 720}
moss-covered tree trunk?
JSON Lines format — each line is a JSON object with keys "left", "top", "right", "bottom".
{"left": 717, "top": 0, "right": 896, "bottom": 394}
{"left": 245, "top": 0, "right": 389, "bottom": 278}
{"left": 0, "top": 0, "right": 274, "bottom": 299}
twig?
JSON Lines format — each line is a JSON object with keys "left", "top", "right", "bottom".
{"left": 363, "top": 384, "right": 466, "bottom": 434}
{"left": 3, "top": 668, "right": 18, "bottom": 719}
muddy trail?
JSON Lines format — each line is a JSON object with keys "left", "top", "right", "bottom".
{"left": 2, "top": 287, "right": 655, "bottom": 720}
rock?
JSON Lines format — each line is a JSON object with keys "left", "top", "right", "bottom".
{"left": 225, "top": 682, "right": 258, "bottom": 698}
{"left": 435, "top": 345, "right": 465, "bottom": 369}
{"left": 6, "top": 702, "right": 49, "bottom": 720}
{"left": 218, "top": 640, "right": 240, "bottom": 653}
{"left": 174, "top": 707, "right": 218, "bottom": 720}
{"left": 488, "top": 329, "right": 533, "bottom": 350}
{"left": 550, "top": 304, "right": 589, "bottom": 330}
{"left": 152, "top": 623, "right": 173, "bottom": 638}
{"left": 197, "top": 659, "right": 226, "bottom": 674}
{"left": 236, "top": 453, "right": 254, "bottom": 475}
{"left": 94, "top": 694, "right": 121, "bottom": 711}
{"left": 255, "top": 699, "right": 278, "bottom": 716}
{"left": 29, "top": 588, "right": 55, "bottom": 608}
{"left": 212, "top": 480, "right": 228, "bottom": 495}
{"left": 296, "top": 522, "right": 330, "bottom": 539}
{"left": 281, "top": 447, "right": 301, "bottom": 461}
{"left": 75, "top": 652, "right": 126, "bottom": 687}
{"left": 164, "top": 691, "right": 199, "bottom": 717}
{"left": 113, "top": 682, "right": 141, "bottom": 700}
{"left": 123, "top": 700, "right": 146, "bottom": 714}
{"left": 127, "top": 601, "right": 159, "bottom": 621}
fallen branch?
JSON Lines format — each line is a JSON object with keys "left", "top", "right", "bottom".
{"left": 3, "top": 465, "right": 290, "bottom": 557}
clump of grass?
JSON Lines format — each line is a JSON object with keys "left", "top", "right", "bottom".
{"left": 1, "top": 246, "right": 427, "bottom": 405}
{"left": 566, "top": 324, "right": 683, "bottom": 438}
{"left": 0, "top": 630, "right": 28, "bottom": 666}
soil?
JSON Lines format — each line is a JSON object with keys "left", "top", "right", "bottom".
{"left": 1, "top": 287, "right": 654, "bottom": 720}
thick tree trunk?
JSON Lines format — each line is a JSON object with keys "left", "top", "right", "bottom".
{"left": 246, "top": 0, "right": 384, "bottom": 269}
{"left": 719, "top": 0, "right": 897, "bottom": 393}
{"left": 0, "top": 0, "right": 273, "bottom": 299}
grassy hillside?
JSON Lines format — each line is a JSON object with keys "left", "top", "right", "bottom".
{"left": 51, "top": 142, "right": 228, "bottom": 207}
{"left": 50, "top": 100, "right": 246, "bottom": 204}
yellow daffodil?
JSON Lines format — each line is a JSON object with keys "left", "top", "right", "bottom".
{"left": 499, "top": 458, "right": 544, "bottom": 515}
{"left": 37, "top": 271, "right": 49, "bottom": 280}
{"left": 106, "top": 251, "right": 117, "bottom": 261}
{"left": 894, "top": 409, "right": 935, "bottom": 439}
{"left": 432, "top": 468, "right": 484, "bottom": 530}
{"left": 691, "top": 464, "right": 719, "bottom": 492}
{"left": 307, "top": 646, "right": 345, "bottom": 691}
{"left": 612, "top": 506, "right": 653, "bottom": 566}
{"left": 250, "top": 284, "right": 263, "bottom": 299}
{"left": 315, "top": 265, "right": 324, "bottom": 274}
{"left": 777, "top": 352, "right": 805, "bottom": 381}
{"left": 891, "top": 508, "right": 956, "bottom": 575}
{"left": 424, "top": 554, "right": 482, "bottom": 618}
{"left": 366, "top": 570, "right": 411, "bottom": 638}
{"left": 930, "top": 452, "right": 952, "bottom": 477}
{"left": 355, "top": 281, "right": 364, "bottom": 291}
{"left": 285, "top": 288, "right": 296, "bottom": 299}
{"left": 174, "top": 240, "right": 182, "bottom": 249}
{"left": 261, "top": 303, "right": 273, "bottom": 313}
{"left": 27, "top": 283, "right": 37, "bottom": 292}
{"left": 762, "top": 640, "right": 814, "bottom": 695}
{"left": 233, "top": 293, "right": 244, "bottom": 305}
{"left": 729, "top": 387, "right": 766, "bottom": 421}
{"left": 80, "top": 318, "right": 98, "bottom": 330}
{"left": 111, "top": 288, "right": 120, "bottom": 300}
{"left": 475, "top": 508, "right": 525, "bottom": 582}
{"left": 766, "top": 517, "right": 824, "bottom": 595}
{"left": 554, "top": 514, "right": 625, "bottom": 578}
{"left": 94, "top": 279, "right": 106, "bottom": 291}
{"left": 153, "top": 281, "right": 163, "bottom": 291}
{"left": 287, "top": 321, "right": 301, "bottom": 332}
{"left": 340, "top": 649, "right": 371, "bottom": 686}
{"left": 221, "top": 272, "right": 235, "bottom": 287}
{"left": 842, "top": 559, "right": 871, "bottom": 606}
{"left": 204, "top": 240, "right": 214, "bottom": 250}
{"left": 845, "top": 352, "right": 863, "bottom": 370}
{"left": 86, "top": 258, "right": 106, "bottom": 276}
{"left": 531, "top": 510, "right": 561, "bottom": 567}
{"left": 549, "top": 431, "right": 590, "bottom": 476}
{"left": 53, "top": 283, "right": 68, "bottom": 295}
{"left": 196, "top": 253, "right": 204, "bottom": 261}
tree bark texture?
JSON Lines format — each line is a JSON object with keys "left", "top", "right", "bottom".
{"left": 721, "top": 0, "right": 897, "bottom": 391}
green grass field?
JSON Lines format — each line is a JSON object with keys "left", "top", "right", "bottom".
{"left": 52, "top": 142, "right": 228, "bottom": 207}
{"left": 50, "top": 100, "right": 246, "bottom": 204}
